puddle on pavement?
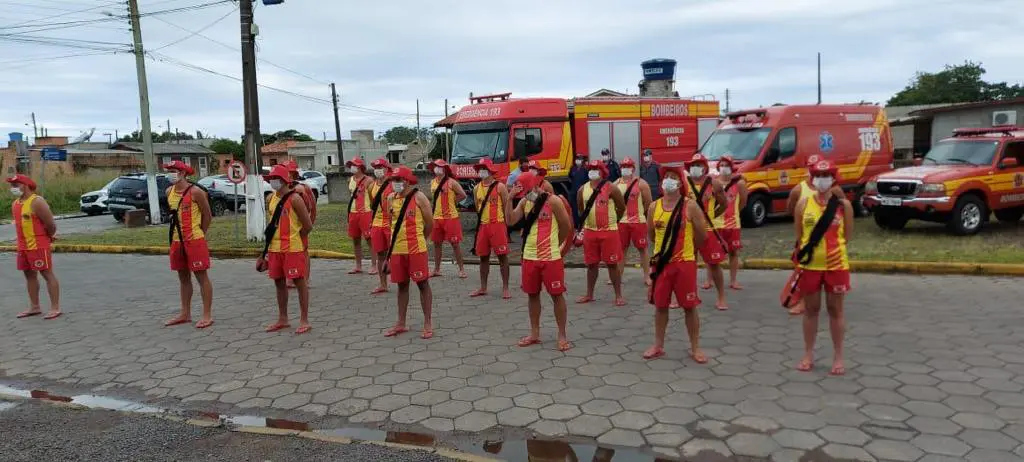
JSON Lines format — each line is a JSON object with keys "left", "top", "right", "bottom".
{"left": 71, "top": 395, "right": 164, "bottom": 414}
{"left": 0, "top": 385, "right": 32, "bottom": 398}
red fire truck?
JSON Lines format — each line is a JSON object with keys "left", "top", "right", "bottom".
{"left": 445, "top": 92, "right": 720, "bottom": 196}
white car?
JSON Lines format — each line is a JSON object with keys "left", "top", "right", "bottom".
{"left": 79, "top": 178, "right": 118, "bottom": 216}
{"left": 298, "top": 170, "right": 327, "bottom": 194}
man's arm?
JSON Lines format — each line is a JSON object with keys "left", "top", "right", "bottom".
{"left": 639, "top": 180, "right": 653, "bottom": 211}
{"left": 550, "top": 196, "right": 573, "bottom": 253}
{"left": 576, "top": 187, "right": 584, "bottom": 211}
{"left": 291, "top": 194, "right": 313, "bottom": 236}
{"left": 496, "top": 183, "right": 510, "bottom": 209}
{"left": 688, "top": 200, "right": 707, "bottom": 250}
{"left": 452, "top": 180, "right": 468, "bottom": 202}
{"left": 32, "top": 197, "right": 57, "bottom": 239}
{"left": 711, "top": 180, "right": 727, "bottom": 217}
{"left": 609, "top": 185, "right": 626, "bottom": 218}
{"left": 193, "top": 188, "right": 212, "bottom": 233}
{"left": 793, "top": 197, "right": 807, "bottom": 244}
{"left": 416, "top": 192, "right": 434, "bottom": 238}
{"left": 786, "top": 185, "right": 802, "bottom": 215}
{"left": 841, "top": 197, "right": 854, "bottom": 239}
{"left": 505, "top": 184, "right": 526, "bottom": 226}
{"left": 737, "top": 179, "right": 749, "bottom": 210}
{"left": 646, "top": 202, "right": 657, "bottom": 250}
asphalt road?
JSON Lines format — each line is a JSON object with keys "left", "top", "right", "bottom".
{"left": 0, "top": 399, "right": 460, "bottom": 462}
{"left": 0, "top": 214, "right": 121, "bottom": 243}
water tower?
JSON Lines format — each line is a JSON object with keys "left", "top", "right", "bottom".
{"left": 639, "top": 59, "right": 678, "bottom": 98}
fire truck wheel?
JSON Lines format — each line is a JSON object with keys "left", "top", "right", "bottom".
{"left": 947, "top": 194, "right": 986, "bottom": 236}
{"left": 741, "top": 193, "right": 769, "bottom": 228}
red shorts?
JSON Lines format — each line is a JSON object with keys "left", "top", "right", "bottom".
{"left": 699, "top": 232, "right": 727, "bottom": 265}
{"left": 583, "top": 229, "right": 623, "bottom": 265}
{"left": 474, "top": 222, "right": 509, "bottom": 256}
{"left": 347, "top": 212, "right": 372, "bottom": 239}
{"left": 369, "top": 226, "right": 391, "bottom": 254}
{"left": 718, "top": 228, "right": 742, "bottom": 253}
{"left": 268, "top": 251, "right": 308, "bottom": 280}
{"left": 521, "top": 259, "right": 567, "bottom": 296}
{"left": 431, "top": 218, "right": 463, "bottom": 244}
{"left": 390, "top": 252, "right": 430, "bottom": 284}
{"left": 798, "top": 269, "right": 851, "bottom": 295}
{"left": 618, "top": 222, "right": 649, "bottom": 250}
{"left": 651, "top": 260, "right": 700, "bottom": 309}
{"left": 16, "top": 248, "right": 52, "bottom": 271}
{"left": 169, "top": 240, "right": 211, "bottom": 272}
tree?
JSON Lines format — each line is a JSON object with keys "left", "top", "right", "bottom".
{"left": 888, "top": 61, "right": 1024, "bottom": 106}
{"left": 118, "top": 130, "right": 195, "bottom": 143}
{"left": 261, "top": 129, "right": 314, "bottom": 145}
{"left": 210, "top": 138, "right": 245, "bottom": 162}
{"left": 382, "top": 126, "right": 420, "bottom": 145}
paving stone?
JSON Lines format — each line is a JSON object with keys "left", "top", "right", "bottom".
{"left": 551, "top": 389, "right": 593, "bottom": 405}
{"left": 861, "top": 404, "right": 912, "bottom": 422}
{"left": 772, "top": 429, "right": 824, "bottom": 450}
{"left": 733, "top": 416, "right": 781, "bottom": 433}
{"left": 420, "top": 417, "right": 455, "bottom": 433}
{"left": 539, "top": 404, "right": 581, "bottom": 421}
{"left": 597, "top": 429, "right": 645, "bottom": 448}
{"left": 907, "top": 416, "right": 963, "bottom": 435}
{"left": 727, "top": 433, "right": 781, "bottom": 458}
{"left": 960, "top": 429, "right": 1019, "bottom": 451}
{"left": 682, "top": 438, "right": 733, "bottom": 459}
{"left": 529, "top": 420, "right": 568, "bottom": 437}
{"left": 566, "top": 414, "right": 613, "bottom": 437}
{"left": 609, "top": 411, "right": 655, "bottom": 431}
{"left": 581, "top": 399, "right": 623, "bottom": 417}
{"left": 369, "top": 394, "right": 409, "bottom": 412}
{"left": 818, "top": 426, "right": 871, "bottom": 446}
{"left": 473, "top": 396, "right": 514, "bottom": 413}
{"left": 620, "top": 395, "right": 662, "bottom": 412}
{"left": 513, "top": 393, "right": 553, "bottom": 409}
{"left": 903, "top": 400, "right": 956, "bottom": 418}
{"left": 911, "top": 434, "right": 972, "bottom": 457}
{"left": 965, "top": 448, "right": 1021, "bottom": 462}
{"left": 865, "top": 439, "right": 924, "bottom": 461}
{"left": 952, "top": 412, "right": 1006, "bottom": 430}
{"left": 497, "top": 408, "right": 539, "bottom": 427}
{"left": 644, "top": 424, "right": 691, "bottom": 448}
{"left": 454, "top": 411, "right": 497, "bottom": 432}
{"left": 431, "top": 400, "right": 472, "bottom": 418}
{"left": 822, "top": 443, "right": 877, "bottom": 461}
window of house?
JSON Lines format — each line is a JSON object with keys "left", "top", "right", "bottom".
{"left": 327, "top": 155, "right": 333, "bottom": 166}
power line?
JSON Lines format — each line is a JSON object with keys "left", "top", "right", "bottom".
{"left": 150, "top": 3, "right": 236, "bottom": 52}
{"left": 0, "top": 0, "right": 121, "bottom": 30}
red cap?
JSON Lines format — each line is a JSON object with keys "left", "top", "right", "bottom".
{"left": 585, "top": 160, "right": 608, "bottom": 178}
{"left": 810, "top": 160, "right": 839, "bottom": 178}
{"left": 345, "top": 158, "right": 368, "bottom": 173}
{"left": 262, "top": 164, "right": 290, "bottom": 182}
{"left": 516, "top": 171, "right": 543, "bottom": 192}
{"left": 718, "top": 155, "right": 736, "bottom": 169}
{"left": 805, "top": 154, "right": 822, "bottom": 167}
{"left": 5, "top": 174, "right": 37, "bottom": 190}
{"left": 161, "top": 160, "right": 195, "bottom": 176}
{"left": 370, "top": 158, "right": 391, "bottom": 169}
{"left": 685, "top": 153, "right": 709, "bottom": 168}
{"left": 284, "top": 160, "right": 300, "bottom": 173}
{"left": 620, "top": 157, "right": 637, "bottom": 168}
{"left": 473, "top": 158, "right": 498, "bottom": 174}
{"left": 526, "top": 160, "right": 547, "bottom": 177}
{"left": 388, "top": 165, "right": 418, "bottom": 185}
{"left": 431, "top": 159, "right": 452, "bottom": 175}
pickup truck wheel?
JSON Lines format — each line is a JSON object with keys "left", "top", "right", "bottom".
{"left": 948, "top": 195, "right": 986, "bottom": 235}
{"left": 873, "top": 211, "right": 907, "bottom": 230}
{"left": 211, "top": 200, "right": 226, "bottom": 217}
{"left": 994, "top": 207, "right": 1024, "bottom": 223}
{"left": 853, "top": 189, "right": 871, "bottom": 217}
{"left": 740, "top": 193, "right": 769, "bottom": 228}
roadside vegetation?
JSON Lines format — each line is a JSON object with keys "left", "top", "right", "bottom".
{"left": 1, "top": 173, "right": 110, "bottom": 217}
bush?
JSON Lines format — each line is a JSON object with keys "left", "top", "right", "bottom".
{"left": 1, "top": 173, "right": 111, "bottom": 217}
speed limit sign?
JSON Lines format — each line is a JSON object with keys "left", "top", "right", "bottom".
{"left": 227, "top": 160, "right": 247, "bottom": 184}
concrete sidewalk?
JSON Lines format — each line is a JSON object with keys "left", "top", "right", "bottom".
{"left": 2, "top": 253, "right": 1024, "bottom": 461}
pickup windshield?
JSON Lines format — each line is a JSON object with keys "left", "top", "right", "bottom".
{"left": 699, "top": 127, "right": 772, "bottom": 161}
{"left": 109, "top": 177, "right": 145, "bottom": 193}
{"left": 923, "top": 140, "right": 999, "bottom": 166}
{"left": 451, "top": 129, "right": 509, "bottom": 163}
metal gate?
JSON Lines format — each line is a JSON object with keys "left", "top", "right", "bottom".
{"left": 587, "top": 121, "right": 641, "bottom": 164}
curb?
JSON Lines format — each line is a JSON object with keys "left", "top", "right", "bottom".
{"left": 2, "top": 244, "right": 1024, "bottom": 276}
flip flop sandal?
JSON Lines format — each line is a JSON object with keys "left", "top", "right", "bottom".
{"left": 265, "top": 322, "right": 291, "bottom": 333}
{"left": 575, "top": 296, "right": 594, "bottom": 304}
{"left": 502, "top": 290, "right": 512, "bottom": 300}
{"left": 458, "top": 271, "right": 468, "bottom": 279}
{"left": 517, "top": 336, "right": 541, "bottom": 347}
{"left": 420, "top": 330, "right": 433, "bottom": 340}
{"left": 729, "top": 283, "right": 743, "bottom": 290}
{"left": 17, "top": 311, "right": 42, "bottom": 319}
{"left": 165, "top": 318, "right": 192, "bottom": 327}
{"left": 295, "top": 325, "right": 312, "bottom": 335}
{"left": 195, "top": 319, "right": 214, "bottom": 329}
{"left": 430, "top": 272, "right": 442, "bottom": 278}
{"left": 368, "top": 269, "right": 379, "bottom": 275}
{"left": 643, "top": 348, "right": 665, "bottom": 360}
{"left": 43, "top": 312, "right": 63, "bottom": 320}
{"left": 370, "top": 287, "right": 388, "bottom": 295}
{"left": 347, "top": 269, "right": 363, "bottom": 275}
{"left": 614, "top": 298, "right": 628, "bottom": 307}
{"left": 469, "top": 289, "right": 488, "bottom": 297}
{"left": 690, "top": 352, "right": 709, "bottom": 364}
{"left": 557, "top": 339, "right": 573, "bottom": 352}
{"left": 384, "top": 326, "right": 409, "bottom": 337}
{"left": 796, "top": 359, "right": 814, "bottom": 372}
{"left": 716, "top": 304, "right": 729, "bottom": 311}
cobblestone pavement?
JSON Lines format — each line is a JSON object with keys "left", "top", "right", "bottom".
{"left": 2, "top": 253, "right": 1024, "bottom": 461}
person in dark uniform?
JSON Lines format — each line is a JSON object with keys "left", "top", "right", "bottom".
{"left": 568, "top": 153, "right": 589, "bottom": 226}
{"left": 640, "top": 148, "right": 662, "bottom": 200}
{"left": 601, "top": 148, "right": 621, "bottom": 182}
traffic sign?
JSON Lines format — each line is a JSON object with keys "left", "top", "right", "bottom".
{"left": 227, "top": 160, "right": 247, "bottom": 184}
{"left": 41, "top": 148, "right": 67, "bottom": 161}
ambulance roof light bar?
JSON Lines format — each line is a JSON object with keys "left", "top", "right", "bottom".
{"left": 952, "top": 126, "right": 1021, "bottom": 138}
{"left": 470, "top": 93, "right": 512, "bottom": 104}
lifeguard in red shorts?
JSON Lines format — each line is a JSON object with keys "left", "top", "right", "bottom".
{"left": 614, "top": 157, "right": 652, "bottom": 285}
{"left": 162, "top": 161, "right": 214, "bottom": 329}
{"left": 685, "top": 154, "right": 729, "bottom": 310}
{"left": 384, "top": 166, "right": 435, "bottom": 339}
{"left": 526, "top": 160, "right": 557, "bottom": 195}
{"left": 576, "top": 161, "right": 626, "bottom": 306}
{"left": 346, "top": 158, "right": 373, "bottom": 274}
{"left": 713, "top": 155, "right": 748, "bottom": 290}
{"left": 506, "top": 171, "right": 574, "bottom": 352}
{"left": 470, "top": 159, "right": 511, "bottom": 299}
{"left": 643, "top": 167, "right": 709, "bottom": 363}
{"left": 794, "top": 160, "right": 854, "bottom": 376}
{"left": 7, "top": 174, "right": 61, "bottom": 320}
{"left": 368, "top": 158, "right": 393, "bottom": 294}
{"left": 286, "top": 161, "right": 316, "bottom": 287}
{"left": 260, "top": 165, "right": 314, "bottom": 335}
{"left": 429, "top": 159, "right": 468, "bottom": 278}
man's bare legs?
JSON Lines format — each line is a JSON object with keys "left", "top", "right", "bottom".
{"left": 452, "top": 242, "right": 467, "bottom": 278}
{"left": 645, "top": 308, "right": 670, "bottom": 358}
{"left": 798, "top": 291, "right": 823, "bottom": 371}
{"left": 195, "top": 270, "right": 213, "bottom": 325}
{"left": 826, "top": 292, "right": 846, "bottom": 375}
{"left": 21, "top": 270, "right": 42, "bottom": 315}
{"left": 272, "top": 278, "right": 290, "bottom": 327}
{"left": 684, "top": 309, "right": 706, "bottom": 363}
{"left": 608, "top": 263, "right": 625, "bottom": 306}
{"left": 351, "top": 238, "right": 365, "bottom": 273}
{"left": 432, "top": 243, "right": 444, "bottom": 276}
{"left": 728, "top": 251, "right": 742, "bottom": 289}
{"left": 373, "top": 252, "right": 389, "bottom": 293}
{"left": 578, "top": 264, "right": 599, "bottom": 303}
{"left": 395, "top": 281, "right": 410, "bottom": 330}
{"left": 526, "top": 293, "right": 543, "bottom": 341}
{"left": 295, "top": 277, "right": 310, "bottom": 332}
{"left": 498, "top": 255, "right": 511, "bottom": 299}
{"left": 167, "top": 270, "right": 193, "bottom": 324}
{"left": 417, "top": 280, "right": 433, "bottom": 338}
{"left": 473, "top": 256, "right": 490, "bottom": 296}
{"left": 709, "top": 265, "right": 727, "bottom": 310}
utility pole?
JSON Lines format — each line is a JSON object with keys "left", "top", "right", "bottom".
{"left": 443, "top": 99, "right": 450, "bottom": 161}
{"left": 30, "top": 112, "right": 37, "bottom": 139}
{"left": 416, "top": 98, "right": 423, "bottom": 165}
{"left": 128, "top": 0, "right": 161, "bottom": 225}
{"left": 240, "top": 0, "right": 265, "bottom": 240}
{"left": 724, "top": 88, "right": 730, "bottom": 114}
{"left": 330, "top": 83, "right": 344, "bottom": 164}
{"left": 817, "top": 52, "right": 822, "bottom": 105}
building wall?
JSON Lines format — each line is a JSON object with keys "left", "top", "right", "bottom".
{"left": 931, "top": 104, "right": 1024, "bottom": 145}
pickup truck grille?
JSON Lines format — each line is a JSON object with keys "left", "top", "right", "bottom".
{"left": 81, "top": 195, "right": 99, "bottom": 203}
{"left": 877, "top": 181, "right": 916, "bottom": 197}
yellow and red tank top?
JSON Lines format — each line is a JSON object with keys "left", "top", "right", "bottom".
{"left": 431, "top": 177, "right": 459, "bottom": 220}
{"left": 582, "top": 181, "right": 618, "bottom": 231}
{"left": 722, "top": 180, "right": 742, "bottom": 230}
{"left": 797, "top": 181, "right": 815, "bottom": 204}
{"left": 13, "top": 195, "right": 50, "bottom": 251}
{"left": 616, "top": 178, "right": 646, "bottom": 224}
{"left": 522, "top": 199, "right": 561, "bottom": 261}
{"left": 390, "top": 193, "right": 427, "bottom": 255}
{"left": 651, "top": 198, "right": 694, "bottom": 263}
{"left": 799, "top": 196, "right": 849, "bottom": 271}
{"left": 349, "top": 176, "right": 372, "bottom": 214}
{"left": 268, "top": 193, "right": 304, "bottom": 253}
{"left": 474, "top": 181, "right": 504, "bottom": 224}
{"left": 168, "top": 186, "right": 204, "bottom": 241}
{"left": 370, "top": 181, "right": 393, "bottom": 228}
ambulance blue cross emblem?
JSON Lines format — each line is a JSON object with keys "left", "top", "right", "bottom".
{"left": 819, "top": 131, "right": 834, "bottom": 153}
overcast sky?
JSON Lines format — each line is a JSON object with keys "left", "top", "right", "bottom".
{"left": 1, "top": 0, "right": 1022, "bottom": 144}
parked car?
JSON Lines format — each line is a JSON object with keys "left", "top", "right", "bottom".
{"left": 864, "top": 126, "right": 1024, "bottom": 235}
{"left": 79, "top": 178, "right": 118, "bottom": 216}
{"left": 298, "top": 170, "right": 328, "bottom": 194}
{"left": 107, "top": 174, "right": 228, "bottom": 223}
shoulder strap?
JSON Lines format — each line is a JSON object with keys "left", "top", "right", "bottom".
{"left": 475, "top": 182, "right": 499, "bottom": 220}
{"left": 696, "top": 177, "right": 712, "bottom": 201}
{"left": 347, "top": 176, "right": 369, "bottom": 216}
{"left": 168, "top": 184, "right": 195, "bottom": 249}
{"left": 260, "top": 190, "right": 297, "bottom": 259}
{"left": 576, "top": 180, "right": 608, "bottom": 231}
{"left": 519, "top": 193, "right": 551, "bottom": 252}
{"left": 431, "top": 176, "right": 450, "bottom": 213}
{"left": 649, "top": 198, "right": 686, "bottom": 288}
{"left": 724, "top": 177, "right": 741, "bottom": 192}
{"left": 383, "top": 189, "right": 420, "bottom": 273}
{"left": 617, "top": 179, "right": 640, "bottom": 222}
{"left": 685, "top": 176, "right": 729, "bottom": 249}
{"left": 369, "top": 179, "right": 392, "bottom": 220}
{"left": 796, "top": 196, "right": 842, "bottom": 265}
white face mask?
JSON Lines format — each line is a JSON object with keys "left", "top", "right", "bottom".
{"left": 719, "top": 167, "right": 732, "bottom": 176}
{"left": 373, "top": 168, "right": 386, "bottom": 178}
{"left": 689, "top": 166, "right": 705, "bottom": 178}
{"left": 644, "top": 155, "right": 653, "bottom": 162}
{"left": 10, "top": 187, "right": 22, "bottom": 196}
{"left": 812, "top": 177, "right": 834, "bottom": 192}
{"left": 166, "top": 172, "right": 179, "bottom": 183}
{"left": 588, "top": 170, "right": 601, "bottom": 181}
{"left": 392, "top": 181, "right": 406, "bottom": 193}
{"left": 575, "top": 159, "right": 584, "bottom": 166}
{"left": 662, "top": 178, "right": 680, "bottom": 193}
{"left": 269, "top": 179, "right": 284, "bottom": 191}
{"left": 621, "top": 168, "right": 633, "bottom": 177}
{"left": 434, "top": 167, "right": 445, "bottom": 176}
{"left": 350, "top": 166, "right": 361, "bottom": 174}
{"left": 478, "top": 170, "right": 490, "bottom": 180}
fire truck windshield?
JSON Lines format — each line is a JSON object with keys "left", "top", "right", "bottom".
{"left": 700, "top": 127, "right": 772, "bottom": 161}
{"left": 451, "top": 129, "right": 510, "bottom": 164}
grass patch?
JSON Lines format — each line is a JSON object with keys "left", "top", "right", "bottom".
{"left": 60, "top": 203, "right": 354, "bottom": 254}
{"left": 1, "top": 173, "right": 110, "bottom": 216}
